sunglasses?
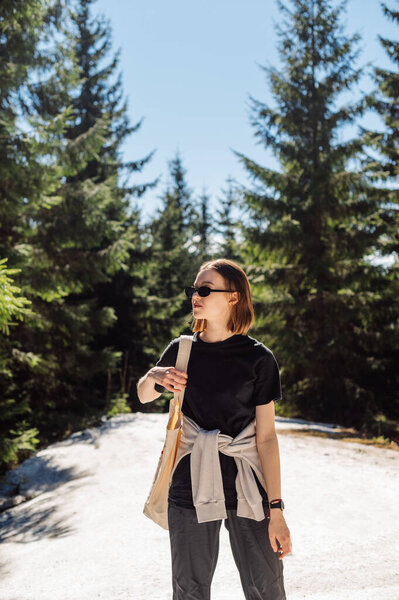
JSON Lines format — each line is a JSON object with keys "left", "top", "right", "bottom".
{"left": 185, "top": 286, "right": 236, "bottom": 298}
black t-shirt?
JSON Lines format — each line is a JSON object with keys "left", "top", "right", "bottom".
{"left": 154, "top": 330, "right": 282, "bottom": 509}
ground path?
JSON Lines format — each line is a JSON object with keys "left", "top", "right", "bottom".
{"left": 0, "top": 412, "right": 398, "bottom": 600}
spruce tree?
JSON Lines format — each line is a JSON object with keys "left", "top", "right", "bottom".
{"left": 150, "top": 152, "right": 197, "bottom": 301}
{"left": 195, "top": 187, "right": 214, "bottom": 258}
{"left": 364, "top": 2, "right": 399, "bottom": 182}
{"left": 67, "top": 0, "right": 159, "bottom": 410}
{"left": 233, "top": 0, "right": 382, "bottom": 431}
{"left": 20, "top": 0, "right": 157, "bottom": 435}
{"left": 0, "top": 0, "right": 64, "bottom": 469}
{"left": 360, "top": 1, "right": 399, "bottom": 436}
{"left": 0, "top": 260, "right": 31, "bottom": 336}
{"left": 140, "top": 153, "right": 199, "bottom": 409}
{"left": 0, "top": 259, "right": 36, "bottom": 470}
{"left": 214, "top": 175, "right": 243, "bottom": 260}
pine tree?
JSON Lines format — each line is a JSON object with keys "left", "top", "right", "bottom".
{"left": 359, "top": 1, "right": 399, "bottom": 436}
{"left": 195, "top": 187, "right": 214, "bottom": 257}
{"left": 66, "top": 0, "right": 159, "bottom": 411}
{"left": 16, "top": 0, "right": 157, "bottom": 437}
{"left": 214, "top": 175, "right": 243, "bottom": 260}
{"left": 233, "top": 0, "right": 384, "bottom": 431}
{"left": 0, "top": 0, "right": 64, "bottom": 469}
{"left": 364, "top": 2, "right": 399, "bottom": 182}
{"left": 0, "top": 260, "right": 31, "bottom": 336}
{"left": 149, "top": 152, "right": 198, "bottom": 307}
{"left": 139, "top": 152, "right": 199, "bottom": 410}
{"left": 0, "top": 259, "right": 37, "bottom": 470}
{"left": 362, "top": 0, "right": 398, "bottom": 256}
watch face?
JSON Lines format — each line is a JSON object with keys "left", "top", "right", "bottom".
{"left": 270, "top": 500, "right": 284, "bottom": 510}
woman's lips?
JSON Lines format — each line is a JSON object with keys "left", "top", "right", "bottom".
{"left": 193, "top": 304, "right": 202, "bottom": 308}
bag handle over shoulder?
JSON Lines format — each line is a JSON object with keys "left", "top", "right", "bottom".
{"left": 167, "top": 334, "right": 193, "bottom": 431}
{"left": 174, "top": 334, "right": 193, "bottom": 411}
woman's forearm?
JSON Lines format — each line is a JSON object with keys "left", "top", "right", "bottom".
{"left": 257, "top": 434, "right": 291, "bottom": 557}
{"left": 137, "top": 370, "right": 160, "bottom": 404}
{"left": 256, "top": 435, "right": 282, "bottom": 501}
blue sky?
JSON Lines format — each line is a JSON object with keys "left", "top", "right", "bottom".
{"left": 94, "top": 0, "right": 397, "bottom": 225}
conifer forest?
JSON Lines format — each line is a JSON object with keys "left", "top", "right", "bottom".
{"left": 0, "top": 0, "right": 398, "bottom": 473}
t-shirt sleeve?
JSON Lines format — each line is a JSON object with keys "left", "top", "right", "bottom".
{"left": 153, "top": 338, "right": 179, "bottom": 394}
{"left": 253, "top": 351, "right": 282, "bottom": 405}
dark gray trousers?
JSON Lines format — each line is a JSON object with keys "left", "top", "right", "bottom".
{"left": 168, "top": 504, "right": 286, "bottom": 600}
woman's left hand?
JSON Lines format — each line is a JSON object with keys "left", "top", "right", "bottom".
{"left": 268, "top": 512, "right": 291, "bottom": 559}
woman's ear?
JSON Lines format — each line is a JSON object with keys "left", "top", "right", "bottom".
{"left": 230, "top": 291, "right": 240, "bottom": 305}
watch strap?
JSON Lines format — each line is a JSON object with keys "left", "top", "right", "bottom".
{"left": 267, "top": 498, "right": 285, "bottom": 518}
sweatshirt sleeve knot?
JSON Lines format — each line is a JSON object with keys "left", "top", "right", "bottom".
{"left": 174, "top": 414, "right": 267, "bottom": 523}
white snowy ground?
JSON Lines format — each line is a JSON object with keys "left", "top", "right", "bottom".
{"left": 0, "top": 412, "right": 398, "bottom": 600}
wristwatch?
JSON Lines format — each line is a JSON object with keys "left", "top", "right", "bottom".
{"left": 269, "top": 499, "right": 285, "bottom": 511}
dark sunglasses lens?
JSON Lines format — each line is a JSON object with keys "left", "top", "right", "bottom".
{"left": 198, "top": 287, "right": 210, "bottom": 297}
{"left": 185, "top": 286, "right": 211, "bottom": 298}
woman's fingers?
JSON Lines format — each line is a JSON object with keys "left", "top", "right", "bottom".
{"left": 269, "top": 536, "right": 279, "bottom": 553}
{"left": 269, "top": 521, "right": 292, "bottom": 560}
{"left": 271, "top": 537, "right": 290, "bottom": 559}
{"left": 164, "top": 368, "right": 188, "bottom": 391}
{"left": 276, "top": 540, "right": 291, "bottom": 559}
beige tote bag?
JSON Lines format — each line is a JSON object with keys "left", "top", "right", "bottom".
{"left": 143, "top": 334, "right": 193, "bottom": 530}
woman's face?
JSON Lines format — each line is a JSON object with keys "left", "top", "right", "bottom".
{"left": 191, "top": 269, "right": 239, "bottom": 325}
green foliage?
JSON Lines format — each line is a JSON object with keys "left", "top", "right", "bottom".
{"left": 0, "top": 0, "right": 157, "bottom": 470}
{"left": 234, "top": 0, "right": 397, "bottom": 435}
{"left": 213, "top": 176, "right": 244, "bottom": 261}
{"left": 0, "top": 417, "right": 40, "bottom": 469}
{"left": 107, "top": 393, "right": 131, "bottom": 417}
{"left": 0, "top": 259, "right": 31, "bottom": 335}
{"left": 358, "top": 0, "right": 399, "bottom": 435}
{"left": 362, "top": 2, "right": 399, "bottom": 181}
{"left": 0, "top": 0, "right": 59, "bottom": 475}
{"left": 146, "top": 154, "right": 203, "bottom": 342}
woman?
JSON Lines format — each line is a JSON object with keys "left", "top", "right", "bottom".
{"left": 137, "top": 258, "right": 291, "bottom": 600}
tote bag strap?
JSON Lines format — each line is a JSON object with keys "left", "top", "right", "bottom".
{"left": 173, "top": 334, "right": 193, "bottom": 412}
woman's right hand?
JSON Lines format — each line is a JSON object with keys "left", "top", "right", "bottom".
{"left": 150, "top": 366, "right": 188, "bottom": 392}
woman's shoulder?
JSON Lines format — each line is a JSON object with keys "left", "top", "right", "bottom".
{"left": 245, "top": 334, "right": 276, "bottom": 357}
{"left": 155, "top": 336, "right": 181, "bottom": 366}
{"left": 158, "top": 333, "right": 195, "bottom": 357}
{"left": 244, "top": 336, "right": 280, "bottom": 375}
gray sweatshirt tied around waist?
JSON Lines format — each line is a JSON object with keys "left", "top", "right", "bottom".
{"left": 170, "top": 413, "right": 268, "bottom": 523}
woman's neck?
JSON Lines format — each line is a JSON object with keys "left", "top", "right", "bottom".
{"left": 198, "top": 328, "right": 234, "bottom": 343}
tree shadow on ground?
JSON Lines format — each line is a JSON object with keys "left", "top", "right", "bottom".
{"left": 0, "top": 496, "right": 76, "bottom": 543}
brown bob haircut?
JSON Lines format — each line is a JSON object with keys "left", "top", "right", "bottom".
{"left": 191, "top": 258, "right": 254, "bottom": 335}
